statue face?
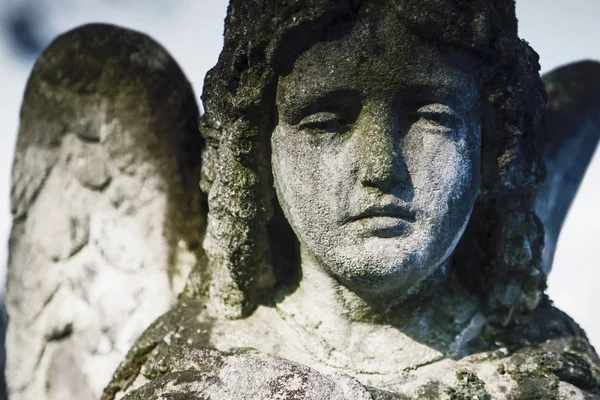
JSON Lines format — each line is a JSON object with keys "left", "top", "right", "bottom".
{"left": 272, "top": 10, "right": 482, "bottom": 297}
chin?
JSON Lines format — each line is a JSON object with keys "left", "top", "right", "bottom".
{"left": 327, "top": 244, "right": 438, "bottom": 297}
{"left": 330, "top": 258, "right": 430, "bottom": 296}
{"left": 341, "top": 271, "right": 427, "bottom": 300}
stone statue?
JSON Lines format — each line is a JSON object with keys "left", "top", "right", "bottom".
{"left": 6, "top": 1, "right": 600, "bottom": 399}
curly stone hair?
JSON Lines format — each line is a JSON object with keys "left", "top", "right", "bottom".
{"left": 189, "top": 0, "right": 547, "bottom": 326}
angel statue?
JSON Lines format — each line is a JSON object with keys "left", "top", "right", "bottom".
{"left": 5, "top": 0, "right": 600, "bottom": 399}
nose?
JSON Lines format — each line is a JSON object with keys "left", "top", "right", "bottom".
{"left": 355, "top": 107, "right": 411, "bottom": 193}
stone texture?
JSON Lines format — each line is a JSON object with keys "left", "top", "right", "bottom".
{"left": 6, "top": 24, "right": 204, "bottom": 400}
{"left": 101, "top": 0, "right": 599, "bottom": 398}
{"left": 100, "top": 0, "right": 599, "bottom": 398}
{"left": 103, "top": 300, "right": 600, "bottom": 399}
{"left": 119, "top": 345, "right": 373, "bottom": 400}
{"left": 7, "top": 1, "right": 600, "bottom": 400}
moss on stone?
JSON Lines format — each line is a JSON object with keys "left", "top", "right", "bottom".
{"left": 101, "top": 341, "right": 159, "bottom": 400}
{"left": 504, "top": 348, "right": 600, "bottom": 399}
{"left": 445, "top": 369, "right": 490, "bottom": 400}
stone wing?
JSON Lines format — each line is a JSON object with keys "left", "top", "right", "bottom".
{"left": 536, "top": 60, "right": 600, "bottom": 275}
{"left": 6, "top": 24, "right": 204, "bottom": 400}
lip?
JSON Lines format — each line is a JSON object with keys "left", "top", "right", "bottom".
{"left": 347, "top": 204, "right": 417, "bottom": 224}
{"left": 345, "top": 204, "right": 417, "bottom": 238}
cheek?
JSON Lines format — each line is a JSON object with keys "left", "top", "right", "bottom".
{"left": 271, "top": 127, "right": 343, "bottom": 237}
{"left": 409, "top": 129, "right": 480, "bottom": 222}
{"left": 272, "top": 127, "right": 309, "bottom": 218}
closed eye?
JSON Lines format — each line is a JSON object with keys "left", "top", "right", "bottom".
{"left": 298, "top": 112, "right": 350, "bottom": 134}
{"left": 414, "top": 103, "right": 461, "bottom": 130}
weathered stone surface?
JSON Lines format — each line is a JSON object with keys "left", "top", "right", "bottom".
{"left": 7, "top": 1, "right": 600, "bottom": 400}
{"left": 100, "top": 0, "right": 599, "bottom": 398}
{"left": 104, "top": 300, "right": 600, "bottom": 399}
{"left": 119, "top": 344, "right": 373, "bottom": 400}
{"left": 6, "top": 24, "right": 204, "bottom": 400}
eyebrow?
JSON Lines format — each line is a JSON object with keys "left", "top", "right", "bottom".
{"left": 402, "top": 81, "right": 479, "bottom": 111}
{"left": 277, "top": 88, "right": 362, "bottom": 123}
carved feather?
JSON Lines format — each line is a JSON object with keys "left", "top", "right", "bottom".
{"left": 536, "top": 60, "right": 600, "bottom": 275}
{"left": 5, "top": 23, "right": 204, "bottom": 400}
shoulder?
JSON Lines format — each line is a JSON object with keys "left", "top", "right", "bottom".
{"left": 102, "top": 299, "right": 304, "bottom": 400}
{"left": 102, "top": 321, "right": 373, "bottom": 400}
{"left": 384, "top": 341, "right": 600, "bottom": 399}
{"left": 378, "top": 298, "right": 600, "bottom": 399}
{"left": 102, "top": 299, "right": 214, "bottom": 400}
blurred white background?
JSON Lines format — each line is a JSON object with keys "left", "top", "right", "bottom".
{"left": 0, "top": 0, "right": 597, "bottom": 347}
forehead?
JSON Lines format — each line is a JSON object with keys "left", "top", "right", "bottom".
{"left": 277, "top": 6, "right": 481, "bottom": 111}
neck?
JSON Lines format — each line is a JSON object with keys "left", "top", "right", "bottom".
{"left": 289, "top": 244, "right": 452, "bottom": 324}
{"left": 275, "top": 244, "right": 483, "bottom": 362}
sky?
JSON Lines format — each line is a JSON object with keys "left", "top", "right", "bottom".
{"left": 0, "top": 0, "right": 598, "bottom": 347}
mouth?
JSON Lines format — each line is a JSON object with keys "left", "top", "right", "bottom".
{"left": 348, "top": 204, "right": 417, "bottom": 223}
{"left": 346, "top": 204, "right": 416, "bottom": 238}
